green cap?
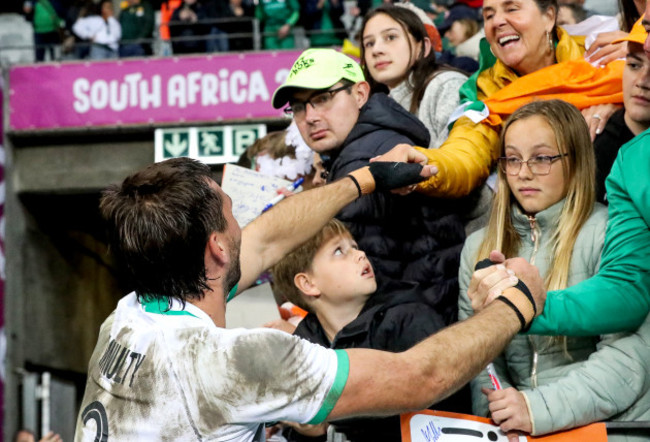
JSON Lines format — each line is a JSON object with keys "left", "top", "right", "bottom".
{"left": 272, "top": 49, "right": 365, "bottom": 109}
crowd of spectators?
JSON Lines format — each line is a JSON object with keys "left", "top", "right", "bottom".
{"left": 10, "top": 0, "right": 650, "bottom": 440}
{"left": 251, "top": 0, "right": 650, "bottom": 439}
{"left": 14, "top": 0, "right": 625, "bottom": 63}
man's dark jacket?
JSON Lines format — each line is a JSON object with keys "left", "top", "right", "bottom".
{"left": 323, "top": 93, "right": 466, "bottom": 323}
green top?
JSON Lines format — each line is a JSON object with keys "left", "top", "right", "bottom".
{"left": 530, "top": 128, "right": 650, "bottom": 336}
{"left": 119, "top": 0, "right": 155, "bottom": 41}
{"left": 255, "top": 0, "right": 300, "bottom": 29}
{"left": 33, "top": 0, "right": 63, "bottom": 34}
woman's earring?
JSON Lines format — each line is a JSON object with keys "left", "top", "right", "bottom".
{"left": 547, "top": 30, "right": 554, "bottom": 53}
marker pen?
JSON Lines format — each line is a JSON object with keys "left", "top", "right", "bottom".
{"left": 486, "top": 362, "right": 502, "bottom": 390}
{"left": 262, "top": 177, "right": 304, "bottom": 213}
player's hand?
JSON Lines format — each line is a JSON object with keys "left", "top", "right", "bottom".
{"left": 370, "top": 143, "right": 431, "bottom": 166}
{"left": 502, "top": 257, "right": 546, "bottom": 317}
{"left": 468, "top": 256, "right": 517, "bottom": 312}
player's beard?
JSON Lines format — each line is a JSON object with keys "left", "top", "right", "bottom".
{"left": 223, "top": 236, "right": 241, "bottom": 300}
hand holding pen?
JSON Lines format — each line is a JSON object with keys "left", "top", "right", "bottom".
{"left": 482, "top": 364, "right": 528, "bottom": 441}
{"left": 262, "top": 177, "right": 304, "bottom": 213}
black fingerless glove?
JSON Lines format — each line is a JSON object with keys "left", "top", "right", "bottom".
{"left": 346, "top": 162, "right": 425, "bottom": 197}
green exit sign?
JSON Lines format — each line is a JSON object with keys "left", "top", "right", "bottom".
{"left": 155, "top": 124, "right": 267, "bottom": 164}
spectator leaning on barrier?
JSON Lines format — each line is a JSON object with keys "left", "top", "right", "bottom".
{"left": 72, "top": 0, "right": 122, "bottom": 59}
{"left": 170, "top": 0, "right": 210, "bottom": 54}
{"left": 301, "top": 0, "right": 347, "bottom": 48}
{"left": 255, "top": 0, "right": 301, "bottom": 49}
{"left": 24, "top": 0, "right": 67, "bottom": 62}
{"left": 119, "top": 0, "right": 155, "bottom": 57}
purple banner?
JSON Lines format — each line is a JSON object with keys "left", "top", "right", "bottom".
{"left": 9, "top": 51, "right": 303, "bottom": 131}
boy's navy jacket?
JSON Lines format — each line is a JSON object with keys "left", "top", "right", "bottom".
{"left": 290, "top": 277, "right": 472, "bottom": 442}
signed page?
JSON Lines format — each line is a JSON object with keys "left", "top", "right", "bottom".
{"left": 401, "top": 410, "right": 607, "bottom": 442}
{"left": 221, "top": 164, "right": 292, "bottom": 227}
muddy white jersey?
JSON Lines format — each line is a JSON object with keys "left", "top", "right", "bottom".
{"left": 74, "top": 293, "right": 348, "bottom": 441}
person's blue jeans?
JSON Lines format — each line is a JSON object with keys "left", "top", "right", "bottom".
{"left": 206, "top": 27, "right": 229, "bottom": 52}
{"left": 119, "top": 43, "right": 146, "bottom": 57}
{"left": 90, "top": 44, "right": 118, "bottom": 59}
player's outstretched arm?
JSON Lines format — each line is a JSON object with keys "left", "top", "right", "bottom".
{"left": 328, "top": 266, "right": 545, "bottom": 420}
{"left": 237, "top": 161, "right": 436, "bottom": 293}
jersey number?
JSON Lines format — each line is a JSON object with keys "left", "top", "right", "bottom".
{"left": 82, "top": 401, "right": 109, "bottom": 442}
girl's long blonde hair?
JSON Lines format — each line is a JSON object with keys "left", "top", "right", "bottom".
{"left": 477, "top": 99, "right": 596, "bottom": 293}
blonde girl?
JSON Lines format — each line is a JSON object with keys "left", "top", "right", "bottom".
{"left": 457, "top": 99, "right": 609, "bottom": 416}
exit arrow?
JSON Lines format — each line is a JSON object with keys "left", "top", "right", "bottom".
{"left": 164, "top": 133, "right": 188, "bottom": 157}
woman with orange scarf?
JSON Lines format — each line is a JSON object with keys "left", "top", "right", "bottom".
{"left": 407, "top": 0, "right": 623, "bottom": 198}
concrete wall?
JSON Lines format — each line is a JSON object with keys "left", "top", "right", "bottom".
{"left": 2, "top": 118, "right": 287, "bottom": 438}
{"left": 4, "top": 134, "right": 155, "bottom": 439}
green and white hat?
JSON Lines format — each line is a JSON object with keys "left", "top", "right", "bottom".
{"left": 272, "top": 49, "right": 365, "bottom": 109}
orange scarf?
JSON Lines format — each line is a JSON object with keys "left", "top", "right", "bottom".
{"left": 483, "top": 58, "right": 624, "bottom": 126}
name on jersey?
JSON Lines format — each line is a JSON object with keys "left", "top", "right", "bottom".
{"left": 98, "top": 339, "right": 146, "bottom": 387}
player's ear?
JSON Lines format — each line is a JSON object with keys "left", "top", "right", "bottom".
{"left": 207, "top": 232, "right": 229, "bottom": 265}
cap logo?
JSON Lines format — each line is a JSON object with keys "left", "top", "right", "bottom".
{"left": 290, "top": 57, "right": 315, "bottom": 77}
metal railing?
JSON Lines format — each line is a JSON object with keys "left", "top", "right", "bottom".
{"left": 0, "top": 15, "right": 352, "bottom": 67}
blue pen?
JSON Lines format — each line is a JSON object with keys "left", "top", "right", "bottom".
{"left": 262, "top": 177, "right": 304, "bottom": 213}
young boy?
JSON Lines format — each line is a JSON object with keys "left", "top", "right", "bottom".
{"left": 272, "top": 219, "right": 471, "bottom": 442}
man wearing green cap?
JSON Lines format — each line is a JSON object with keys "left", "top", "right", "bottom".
{"left": 272, "top": 48, "right": 467, "bottom": 326}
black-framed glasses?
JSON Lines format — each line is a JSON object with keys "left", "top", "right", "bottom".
{"left": 498, "top": 154, "right": 568, "bottom": 176}
{"left": 284, "top": 84, "right": 352, "bottom": 118}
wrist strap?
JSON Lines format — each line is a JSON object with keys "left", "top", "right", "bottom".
{"left": 346, "top": 166, "right": 375, "bottom": 196}
{"left": 347, "top": 174, "right": 362, "bottom": 198}
{"left": 514, "top": 279, "right": 537, "bottom": 317}
{"left": 496, "top": 296, "right": 526, "bottom": 331}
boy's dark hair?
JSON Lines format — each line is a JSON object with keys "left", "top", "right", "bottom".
{"left": 100, "top": 157, "right": 228, "bottom": 305}
{"left": 271, "top": 218, "right": 350, "bottom": 313}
